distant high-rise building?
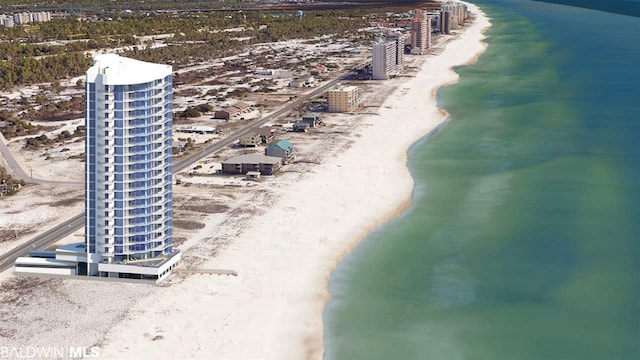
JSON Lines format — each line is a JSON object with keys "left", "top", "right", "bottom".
{"left": 372, "top": 40, "right": 397, "bottom": 80}
{"left": 441, "top": 2, "right": 468, "bottom": 30}
{"left": 386, "top": 31, "right": 404, "bottom": 67}
{"left": 32, "top": 11, "right": 51, "bottom": 23}
{"left": 4, "top": 11, "right": 51, "bottom": 26}
{"left": 327, "top": 85, "right": 359, "bottom": 112}
{"left": 13, "top": 12, "right": 30, "bottom": 25}
{"left": 0, "top": 15, "right": 14, "bottom": 28}
{"left": 84, "top": 54, "right": 179, "bottom": 280}
{"left": 440, "top": 11, "right": 452, "bottom": 35}
{"left": 410, "top": 8, "right": 431, "bottom": 55}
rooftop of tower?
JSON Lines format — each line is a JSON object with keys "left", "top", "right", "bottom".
{"left": 86, "top": 53, "right": 172, "bottom": 85}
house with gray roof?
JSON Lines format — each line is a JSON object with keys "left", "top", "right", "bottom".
{"left": 293, "top": 121, "right": 310, "bottom": 132}
{"left": 301, "top": 113, "right": 321, "bottom": 127}
{"left": 221, "top": 154, "right": 282, "bottom": 175}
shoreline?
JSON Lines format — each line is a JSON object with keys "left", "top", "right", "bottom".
{"left": 94, "top": 3, "right": 492, "bottom": 359}
{"left": 0, "top": 3, "right": 492, "bottom": 359}
{"left": 317, "top": 3, "right": 492, "bottom": 358}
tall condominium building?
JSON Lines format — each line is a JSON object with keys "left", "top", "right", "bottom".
{"left": 84, "top": 54, "right": 179, "bottom": 280}
{"left": 0, "top": 16, "right": 14, "bottom": 28}
{"left": 372, "top": 40, "right": 397, "bottom": 80}
{"left": 441, "top": 2, "right": 468, "bottom": 30}
{"left": 411, "top": 8, "right": 431, "bottom": 55}
{"left": 386, "top": 31, "right": 404, "bottom": 67}
{"left": 327, "top": 85, "right": 359, "bottom": 112}
{"left": 13, "top": 12, "right": 30, "bottom": 24}
{"left": 440, "top": 11, "right": 452, "bottom": 35}
{"left": 32, "top": 11, "right": 52, "bottom": 23}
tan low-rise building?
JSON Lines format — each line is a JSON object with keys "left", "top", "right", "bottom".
{"left": 213, "top": 101, "right": 252, "bottom": 120}
{"left": 239, "top": 132, "right": 262, "bottom": 147}
{"left": 254, "top": 126, "right": 274, "bottom": 144}
{"left": 327, "top": 85, "right": 359, "bottom": 112}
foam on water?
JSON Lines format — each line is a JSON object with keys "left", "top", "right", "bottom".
{"left": 325, "top": 1, "right": 640, "bottom": 359}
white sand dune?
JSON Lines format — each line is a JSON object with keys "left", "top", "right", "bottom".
{"left": 94, "top": 3, "right": 491, "bottom": 360}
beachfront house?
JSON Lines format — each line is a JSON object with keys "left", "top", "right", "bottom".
{"left": 301, "top": 113, "right": 321, "bottom": 127}
{"left": 239, "top": 132, "right": 262, "bottom": 147}
{"left": 254, "top": 69, "right": 276, "bottom": 76}
{"left": 302, "top": 75, "right": 315, "bottom": 85}
{"left": 254, "top": 126, "right": 274, "bottom": 144}
{"left": 172, "top": 140, "right": 187, "bottom": 154}
{"left": 289, "top": 80, "right": 305, "bottom": 88}
{"left": 310, "top": 65, "right": 326, "bottom": 76}
{"left": 221, "top": 154, "right": 282, "bottom": 175}
{"left": 213, "top": 108, "right": 234, "bottom": 120}
{"left": 292, "top": 121, "right": 311, "bottom": 132}
{"left": 213, "top": 101, "right": 252, "bottom": 120}
{"left": 0, "top": 181, "right": 21, "bottom": 197}
{"left": 265, "top": 139, "right": 294, "bottom": 161}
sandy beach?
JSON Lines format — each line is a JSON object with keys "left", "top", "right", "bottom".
{"left": 0, "top": 3, "right": 490, "bottom": 359}
{"left": 93, "top": 3, "right": 491, "bottom": 359}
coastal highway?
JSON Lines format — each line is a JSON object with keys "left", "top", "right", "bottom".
{"left": 0, "top": 132, "right": 82, "bottom": 186}
{"left": 0, "top": 133, "right": 30, "bottom": 180}
{"left": 173, "top": 66, "right": 357, "bottom": 172}
{"left": 0, "top": 214, "right": 85, "bottom": 273}
{"left": 0, "top": 64, "right": 364, "bottom": 274}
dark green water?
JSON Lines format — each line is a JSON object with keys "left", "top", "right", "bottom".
{"left": 324, "top": 0, "right": 640, "bottom": 359}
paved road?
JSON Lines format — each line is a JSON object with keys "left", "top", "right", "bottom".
{"left": 0, "top": 133, "right": 30, "bottom": 180}
{"left": 0, "top": 132, "right": 82, "bottom": 186}
{"left": 0, "top": 65, "right": 362, "bottom": 274}
{"left": 174, "top": 71, "right": 355, "bottom": 172}
{"left": 0, "top": 214, "right": 84, "bottom": 273}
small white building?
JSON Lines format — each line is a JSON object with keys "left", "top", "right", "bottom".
{"left": 176, "top": 125, "right": 216, "bottom": 134}
{"left": 254, "top": 69, "right": 276, "bottom": 76}
{"left": 289, "top": 80, "right": 305, "bottom": 88}
{"left": 302, "top": 75, "right": 315, "bottom": 85}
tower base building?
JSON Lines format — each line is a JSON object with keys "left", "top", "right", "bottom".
{"left": 14, "top": 54, "right": 180, "bottom": 283}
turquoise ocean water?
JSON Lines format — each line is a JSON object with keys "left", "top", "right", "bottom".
{"left": 323, "top": 0, "right": 640, "bottom": 359}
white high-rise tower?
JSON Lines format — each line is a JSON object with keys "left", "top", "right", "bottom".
{"left": 84, "top": 54, "right": 179, "bottom": 280}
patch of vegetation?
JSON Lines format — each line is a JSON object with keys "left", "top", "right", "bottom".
{"left": 173, "top": 219, "right": 206, "bottom": 230}
{"left": 48, "top": 196, "right": 84, "bottom": 207}
{"left": 0, "top": 110, "right": 43, "bottom": 140}
{"left": 172, "top": 236, "right": 188, "bottom": 247}
{"left": 181, "top": 203, "right": 230, "bottom": 214}
{"left": 0, "top": 4, "right": 376, "bottom": 90}
{"left": 24, "top": 126, "right": 85, "bottom": 149}
{"left": 177, "top": 103, "right": 213, "bottom": 118}
{"left": 0, "top": 52, "right": 92, "bottom": 90}
{"left": 0, "top": 277, "right": 53, "bottom": 306}
{"left": 23, "top": 96, "right": 85, "bottom": 122}
{"left": 227, "top": 87, "right": 252, "bottom": 98}
{"left": 0, "top": 166, "right": 26, "bottom": 197}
